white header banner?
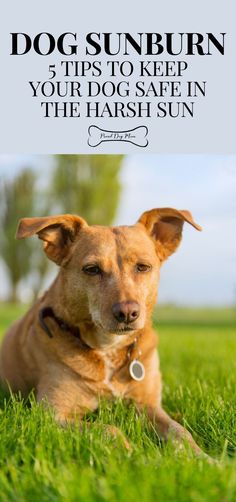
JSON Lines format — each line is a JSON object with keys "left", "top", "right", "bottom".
{"left": 0, "top": 0, "right": 235, "bottom": 153}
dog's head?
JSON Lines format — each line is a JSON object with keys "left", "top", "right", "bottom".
{"left": 16, "top": 209, "right": 201, "bottom": 337}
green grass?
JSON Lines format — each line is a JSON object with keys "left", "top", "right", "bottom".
{"left": 0, "top": 303, "right": 236, "bottom": 501}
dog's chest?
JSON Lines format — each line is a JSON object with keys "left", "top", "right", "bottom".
{"left": 98, "top": 349, "right": 128, "bottom": 397}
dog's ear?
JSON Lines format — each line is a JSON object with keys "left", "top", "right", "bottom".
{"left": 16, "top": 214, "right": 87, "bottom": 265}
{"left": 137, "top": 208, "right": 202, "bottom": 262}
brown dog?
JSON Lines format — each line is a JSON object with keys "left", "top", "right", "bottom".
{"left": 0, "top": 208, "right": 207, "bottom": 456}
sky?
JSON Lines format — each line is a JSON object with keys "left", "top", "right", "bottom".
{"left": 0, "top": 154, "right": 236, "bottom": 306}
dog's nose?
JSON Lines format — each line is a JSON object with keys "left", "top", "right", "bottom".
{"left": 112, "top": 301, "right": 140, "bottom": 324}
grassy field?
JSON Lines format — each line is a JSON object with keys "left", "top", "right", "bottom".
{"left": 0, "top": 303, "right": 236, "bottom": 501}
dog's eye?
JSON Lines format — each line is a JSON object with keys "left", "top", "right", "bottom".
{"left": 82, "top": 265, "right": 102, "bottom": 276}
{"left": 136, "top": 263, "right": 152, "bottom": 273}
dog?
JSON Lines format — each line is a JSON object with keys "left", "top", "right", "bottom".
{"left": 0, "top": 207, "right": 208, "bottom": 457}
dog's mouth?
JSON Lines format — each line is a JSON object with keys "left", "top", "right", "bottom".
{"left": 115, "top": 326, "right": 136, "bottom": 334}
{"left": 101, "top": 324, "right": 139, "bottom": 336}
{"left": 93, "top": 319, "right": 138, "bottom": 336}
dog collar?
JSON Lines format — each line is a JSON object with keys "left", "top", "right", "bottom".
{"left": 38, "top": 306, "right": 90, "bottom": 349}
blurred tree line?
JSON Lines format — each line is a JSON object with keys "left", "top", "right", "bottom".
{"left": 0, "top": 155, "right": 123, "bottom": 302}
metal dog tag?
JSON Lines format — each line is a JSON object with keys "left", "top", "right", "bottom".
{"left": 129, "top": 360, "right": 145, "bottom": 381}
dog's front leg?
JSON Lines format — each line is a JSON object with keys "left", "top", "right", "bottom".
{"left": 36, "top": 374, "right": 98, "bottom": 424}
{"left": 145, "top": 406, "right": 215, "bottom": 462}
{"left": 146, "top": 406, "right": 201, "bottom": 452}
{"left": 127, "top": 348, "right": 214, "bottom": 460}
{"left": 37, "top": 377, "right": 131, "bottom": 449}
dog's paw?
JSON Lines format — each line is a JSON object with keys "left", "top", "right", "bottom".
{"left": 101, "top": 424, "right": 132, "bottom": 452}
